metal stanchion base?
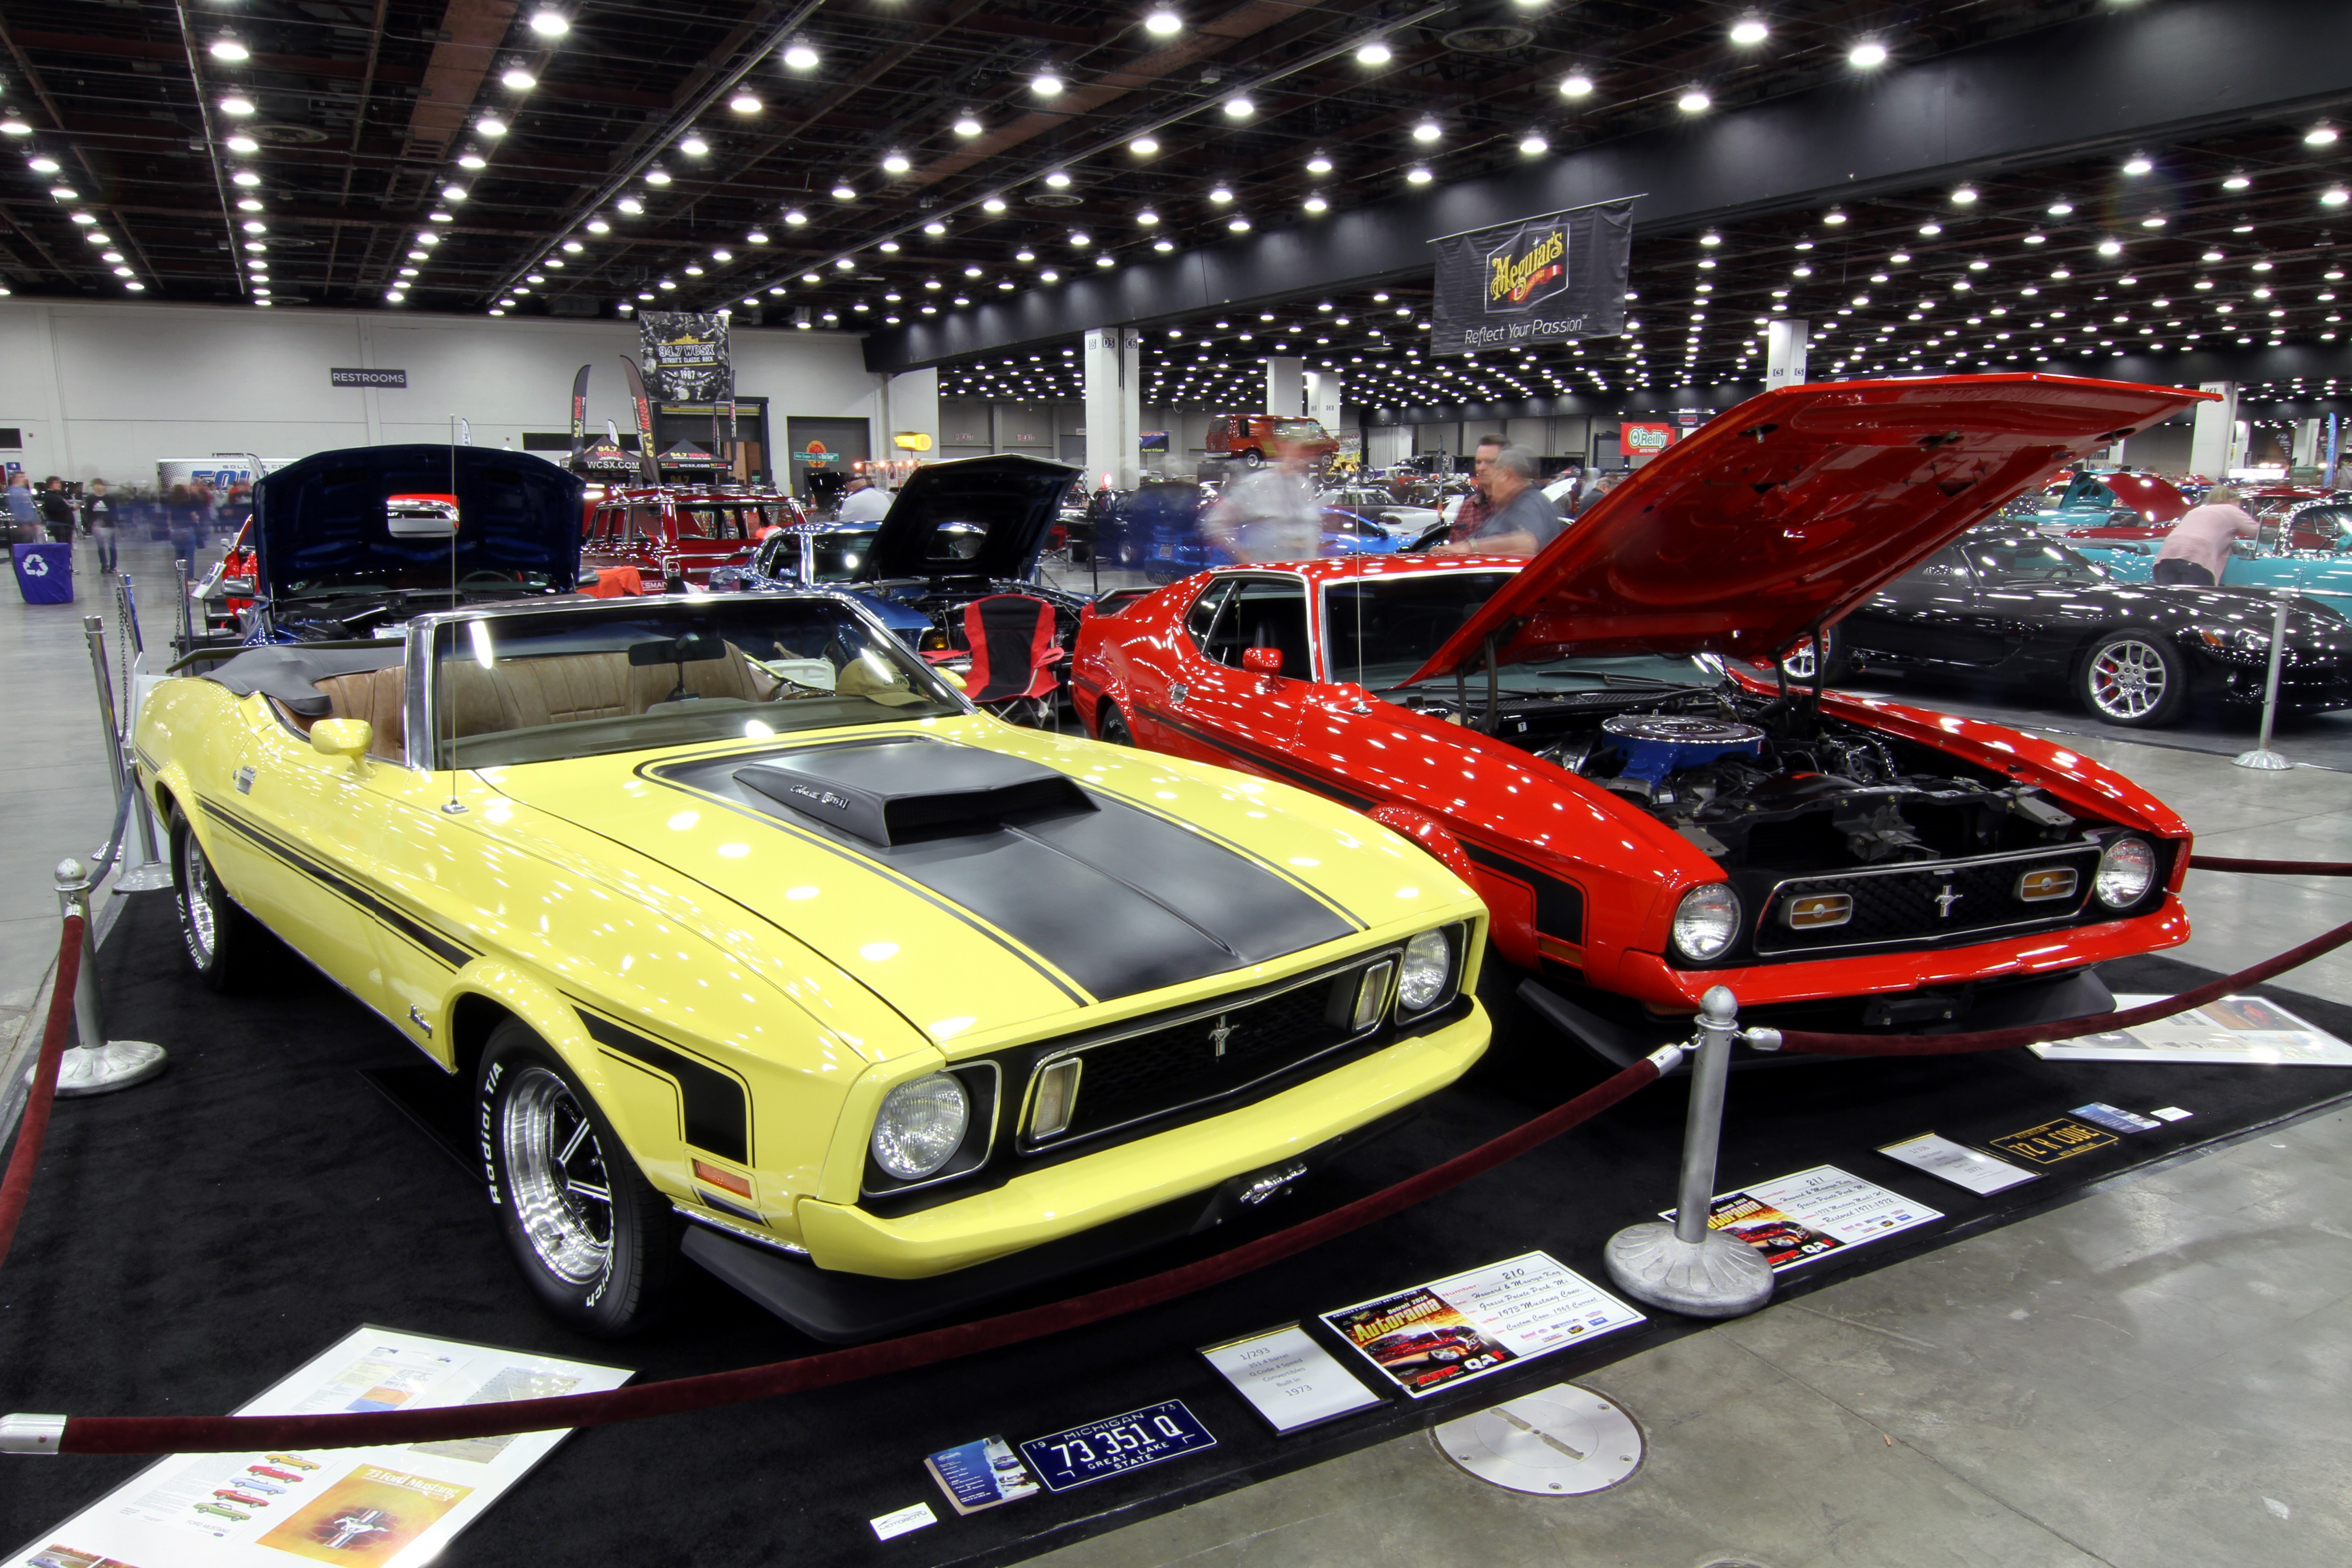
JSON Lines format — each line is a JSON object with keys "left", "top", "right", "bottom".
{"left": 1602, "top": 1222, "right": 1774, "bottom": 1318}
{"left": 1432, "top": 1384, "right": 1643, "bottom": 1496}
{"left": 54, "top": 1040, "right": 166, "bottom": 1098}
{"left": 111, "top": 862, "right": 173, "bottom": 893}
{"left": 2233, "top": 749, "right": 2293, "bottom": 771}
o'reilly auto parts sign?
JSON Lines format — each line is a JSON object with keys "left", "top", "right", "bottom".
{"left": 1429, "top": 199, "right": 1634, "bottom": 356}
{"left": 331, "top": 367, "right": 407, "bottom": 388}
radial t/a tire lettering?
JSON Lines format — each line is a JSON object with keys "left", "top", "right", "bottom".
{"left": 477, "top": 1020, "right": 681, "bottom": 1338}
{"left": 170, "top": 805, "right": 268, "bottom": 993}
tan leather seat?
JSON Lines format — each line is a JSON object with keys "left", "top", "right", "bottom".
{"left": 310, "top": 666, "right": 407, "bottom": 760}
{"left": 443, "top": 644, "right": 772, "bottom": 738}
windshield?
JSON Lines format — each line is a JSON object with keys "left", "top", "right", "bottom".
{"left": 279, "top": 568, "right": 554, "bottom": 599}
{"left": 431, "top": 598, "right": 963, "bottom": 768}
{"left": 1323, "top": 572, "right": 1720, "bottom": 694}
{"left": 1965, "top": 538, "right": 2105, "bottom": 587}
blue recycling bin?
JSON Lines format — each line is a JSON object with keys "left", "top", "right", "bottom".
{"left": 11, "top": 541, "right": 73, "bottom": 604}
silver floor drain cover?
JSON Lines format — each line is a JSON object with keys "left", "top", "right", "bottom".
{"left": 1431, "top": 1383, "right": 1642, "bottom": 1495}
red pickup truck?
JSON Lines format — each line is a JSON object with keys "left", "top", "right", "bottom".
{"left": 580, "top": 485, "right": 808, "bottom": 589}
{"left": 1205, "top": 413, "right": 1338, "bottom": 467}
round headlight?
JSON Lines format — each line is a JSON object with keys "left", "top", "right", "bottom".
{"left": 2095, "top": 837, "right": 2157, "bottom": 909}
{"left": 1671, "top": 884, "right": 1742, "bottom": 962}
{"left": 870, "top": 1073, "right": 970, "bottom": 1180}
{"left": 1398, "top": 929, "right": 1452, "bottom": 1012}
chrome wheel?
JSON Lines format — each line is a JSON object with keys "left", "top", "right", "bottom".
{"left": 500, "top": 1066, "right": 614, "bottom": 1287}
{"left": 180, "top": 836, "right": 218, "bottom": 967}
{"left": 2087, "top": 637, "right": 2169, "bottom": 720}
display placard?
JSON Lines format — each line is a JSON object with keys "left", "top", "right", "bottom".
{"left": 1200, "top": 1323, "right": 1384, "bottom": 1434}
{"left": 1879, "top": 1133, "right": 2040, "bottom": 1196}
{"left": 1018, "top": 1401, "right": 1216, "bottom": 1494}
{"left": 1984, "top": 1117, "right": 2119, "bottom": 1166}
{"left": 1666, "top": 1165, "right": 1943, "bottom": 1270}
{"left": 2032, "top": 994, "right": 2352, "bottom": 1065}
{"left": 6, "top": 1327, "right": 630, "bottom": 1568}
{"left": 1320, "top": 1252, "right": 1643, "bottom": 1400}
{"left": 923, "top": 1436, "right": 1041, "bottom": 1514}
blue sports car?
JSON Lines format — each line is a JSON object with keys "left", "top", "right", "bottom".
{"left": 706, "top": 521, "right": 936, "bottom": 645}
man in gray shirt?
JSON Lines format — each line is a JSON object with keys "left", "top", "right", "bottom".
{"left": 1430, "top": 444, "right": 1562, "bottom": 556}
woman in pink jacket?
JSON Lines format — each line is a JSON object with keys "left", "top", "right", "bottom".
{"left": 2152, "top": 486, "right": 2259, "bottom": 586}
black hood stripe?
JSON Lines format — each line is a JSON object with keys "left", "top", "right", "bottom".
{"left": 576, "top": 1005, "right": 750, "bottom": 1163}
{"left": 648, "top": 742, "right": 1359, "bottom": 1004}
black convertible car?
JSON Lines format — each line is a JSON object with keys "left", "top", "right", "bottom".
{"left": 1789, "top": 529, "right": 2352, "bottom": 727}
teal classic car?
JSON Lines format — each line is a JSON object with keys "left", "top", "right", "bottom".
{"left": 2061, "top": 499, "right": 2352, "bottom": 618}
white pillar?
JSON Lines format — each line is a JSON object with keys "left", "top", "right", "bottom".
{"left": 1303, "top": 370, "right": 1341, "bottom": 431}
{"left": 2293, "top": 417, "right": 2322, "bottom": 470}
{"left": 2189, "top": 382, "right": 2238, "bottom": 477}
{"left": 884, "top": 368, "right": 939, "bottom": 475}
{"left": 1265, "top": 356, "right": 1303, "bottom": 417}
{"left": 1764, "top": 318, "right": 1810, "bottom": 391}
{"left": 1083, "top": 328, "right": 1142, "bottom": 490}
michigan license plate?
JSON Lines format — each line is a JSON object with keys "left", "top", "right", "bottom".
{"left": 1018, "top": 1401, "right": 1216, "bottom": 1493}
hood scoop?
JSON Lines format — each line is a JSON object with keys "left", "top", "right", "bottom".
{"left": 736, "top": 741, "right": 1094, "bottom": 848}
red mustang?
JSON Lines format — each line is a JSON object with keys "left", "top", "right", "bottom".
{"left": 1073, "top": 376, "right": 2205, "bottom": 1062}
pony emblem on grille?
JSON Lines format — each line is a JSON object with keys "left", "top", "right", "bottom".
{"left": 1208, "top": 1015, "right": 1234, "bottom": 1057}
{"left": 1935, "top": 884, "right": 1964, "bottom": 918}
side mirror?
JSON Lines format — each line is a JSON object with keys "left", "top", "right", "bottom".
{"left": 312, "top": 718, "right": 373, "bottom": 760}
{"left": 938, "top": 669, "right": 968, "bottom": 691}
{"left": 1242, "top": 647, "right": 1284, "bottom": 678}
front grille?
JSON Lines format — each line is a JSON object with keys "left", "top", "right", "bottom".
{"left": 1755, "top": 846, "right": 2103, "bottom": 957}
{"left": 1026, "top": 956, "right": 1391, "bottom": 1150}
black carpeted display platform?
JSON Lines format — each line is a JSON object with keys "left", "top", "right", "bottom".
{"left": 5, "top": 891, "right": 2351, "bottom": 1566}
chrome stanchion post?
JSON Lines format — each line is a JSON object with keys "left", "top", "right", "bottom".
{"left": 1602, "top": 986, "right": 1776, "bottom": 1318}
{"left": 173, "top": 556, "right": 193, "bottom": 654}
{"left": 2234, "top": 589, "right": 2293, "bottom": 771}
{"left": 51, "top": 859, "right": 166, "bottom": 1096}
{"left": 81, "top": 617, "right": 170, "bottom": 891}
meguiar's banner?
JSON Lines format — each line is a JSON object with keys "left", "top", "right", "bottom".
{"left": 1428, "top": 198, "right": 1635, "bottom": 356}
{"left": 638, "top": 311, "right": 733, "bottom": 402}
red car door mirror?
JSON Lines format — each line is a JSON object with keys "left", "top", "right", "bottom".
{"left": 1242, "top": 647, "right": 1284, "bottom": 678}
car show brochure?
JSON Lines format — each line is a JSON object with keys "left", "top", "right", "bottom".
{"left": 1017, "top": 1401, "right": 1217, "bottom": 1494}
{"left": 1664, "top": 1166, "right": 1946, "bottom": 1271}
{"left": 1984, "top": 1116, "right": 2121, "bottom": 1167}
{"left": 923, "top": 1436, "right": 1042, "bottom": 1514}
{"left": 7, "top": 1327, "right": 630, "bottom": 1568}
{"left": 1199, "top": 1323, "right": 1386, "bottom": 1435}
{"left": 2071, "top": 1102, "right": 2166, "bottom": 1134}
{"left": 1319, "top": 1252, "right": 1645, "bottom": 1400}
{"left": 2031, "top": 994, "right": 2352, "bottom": 1066}
{"left": 1878, "top": 1133, "right": 2043, "bottom": 1196}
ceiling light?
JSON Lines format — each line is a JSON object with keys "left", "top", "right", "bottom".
{"left": 1357, "top": 39, "right": 1393, "bottom": 66}
{"left": 2097, "top": 238, "right": 2122, "bottom": 255}
{"left": 1224, "top": 95, "right": 1254, "bottom": 118}
{"left": 528, "top": 10, "right": 570, "bottom": 39}
{"left": 730, "top": 93, "right": 762, "bottom": 114}
{"left": 1848, "top": 39, "right": 1888, "bottom": 68}
{"left": 1677, "top": 88, "right": 1711, "bottom": 114}
{"left": 1228, "top": 217, "right": 1250, "bottom": 232}
{"left": 1519, "top": 133, "right": 1548, "bottom": 156}
{"left": 783, "top": 41, "right": 819, "bottom": 69}
{"left": 1137, "top": 209, "right": 1159, "bottom": 225}
{"left": 1559, "top": 72, "right": 1593, "bottom": 98}
{"left": 1153, "top": 238, "right": 1173, "bottom": 251}
{"left": 47, "top": 186, "right": 74, "bottom": 200}
{"left": 218, "top": 96, "right": 255, "bottom": 117}
{"left": 1303, "top": 194, "right": 1328, "bottom": 213}
{"left": 1951, "top": 186, "right": 1977, "bottom": 205}
{"left": 231, "top": 171, "right": 261, "bottom": 188}
{"left": 2308, "top": 125, "right": 2340, "bottom": 146}
{"left": 1045, "top": 169, "right": 1072, "bottom": 188}
{"left": 831, "top": 180, "right": 857, "bottom": 200}
{"left": 616, "top": 196, "right": 643, "bottom": 214}
{"left": 745, "top": 229, "right": 768, "bottom": 244}
{"left": 1406, "top": 166, "right": 1432, "bottom": 184}
{"left": 225, "top": 134, "right": 259, "bottom": 153}
{"left": 924, "top": 220, "right": 947, "bottom": 235}
{"left": 644, "top": 167, "right": 671, "bottom": 185}
{"left": 586, "top": 217, "right": 610, "bottom": 233}
{"left": 2222, "top": 173, "right": 2251, "bottom": 191}
{"left": 782, "top": 208, "right": 807, "bottom": 225}
{"left": 442, "top": 184, "right": 469, "bottom": 201}
{"left": 952, "top": 113, "right": 984, "bottom": 137}
{"left": 1729, "top": 19, "right": 1769, "bottom": 44}
{"left": 1823, "top": 209, "right": 1846, "bottom": 225}
{"left": 1412, "top": 119, "right": 1441, "bottom": 142}
{"left": 502, "top": 67, "right": 538, "bottom": 92}
{"left": 2122, "top": 155, "right": 2152, "bottom": 175}
{"left": 882, "top": 152, "right": 911, "bottom": 173}
{"left": 458, "top": 150, "right": 487, "bottom": 169}
{"left": 209, "top": 35, "right": 250, "bottom": 62}
{"left": 1209, "top": 184, "right": 1233, "bottom": 203}
{"left": 477, "top": 115, "right": 507, "bottom": 136}
{"left": 0, "top": 121, "right": 30, "bottom": 137}
{"left": 1033, "top": 71, "right": 1064, "bottom": 96}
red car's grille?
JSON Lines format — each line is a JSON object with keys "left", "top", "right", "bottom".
{"left": 1755, "top": 846, "right": 2105, "bottom": 957}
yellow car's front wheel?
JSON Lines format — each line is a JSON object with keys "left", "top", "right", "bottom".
{"left": 169, "top": 807, "right": 268, "bottom": 994}
{"left": 478, "top": 1020, "right": 681, "bottom": 1337}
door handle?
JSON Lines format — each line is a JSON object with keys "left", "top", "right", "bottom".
{"left": 1166, "top": 682, "right": 1188, "bottom": 705}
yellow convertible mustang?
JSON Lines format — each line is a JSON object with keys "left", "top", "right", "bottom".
{"left": 134, "top": 571, "right": 1489, "bottom": 1340}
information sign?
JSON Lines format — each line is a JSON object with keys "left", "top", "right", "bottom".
{"left": 1667, "top": 1165, "right": 1943, "bottom": 1270}
{"left": 1200, "top": 1324, "right": 1383, "bottom": 1434}
{"left": 1321, "top": 1252, "right": 1643, "bottom": 1400}
{"left": 1879, "top": 1133, "right": 2040, "bottom": 1196}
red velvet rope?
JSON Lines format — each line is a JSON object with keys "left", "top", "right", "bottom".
{"left": 56, "top": 1050, "right": 1668, "bottom": 1454}
{"left": 2188, "top": 854, "right": 2352, "bottom": 876}
{"left": 0, "top": 915, "right": 83, "bottom": 1273}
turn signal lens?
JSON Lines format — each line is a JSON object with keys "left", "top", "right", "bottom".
{"left": 1029, "top": 1058, "right": 1081, "bottom": 1140}
{"left": 691, "top": 1158, "right": 752, "bottom": 1198}
{"left": 871, "top": 1073, "right": 969, "bottom": 1178}
{"left": 1672, "top": 883, "right": 1742, "bottom": 960}
{"left": 2094, "top": 838, "right": 2157, "bottom": 909}
{"left": 2015, "top": 866, "right": 2079, "bottom": 903}
{"left": 1783, "top": 892, "right": 1852, "bottom": 930}
{"left": 1398, "top": 931, "right": 1451, "bottom": 1012}
{"left": 1336, "top": 959, "right": 1395, "bottom": 1029}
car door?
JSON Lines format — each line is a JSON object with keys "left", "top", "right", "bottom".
{"left": 1842, "top": 547, "right": 2006, "bottom": 665}
{"left": 1135, "top": 575, "right": 1309, "bottom": 768}
{"left": 1121, "top": 576, "right": 1232, "bottom": 757}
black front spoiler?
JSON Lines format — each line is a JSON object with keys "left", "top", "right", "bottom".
{"left": 682, "top": 1099, "right": 1424, "bottom": 1344}
{"left": 1519, "top": 967, "right": 2117, "bottom": 1073}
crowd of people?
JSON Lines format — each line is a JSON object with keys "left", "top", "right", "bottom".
{"left": 2, "top": 475, "right": 249, "bottom": 574}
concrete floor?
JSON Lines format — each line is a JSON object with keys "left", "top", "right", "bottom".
{"left": 6, "top": 547, "right": 2349, "bottom": 1566}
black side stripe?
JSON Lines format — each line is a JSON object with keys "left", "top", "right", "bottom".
{"left": 201, "top": 799, "right": 475, "bottom": 968}
{"left": 1131, "top": 705, "right": 1382, "bottom": 813}
{"left": 1458, "top": 839, "right": 1587, "bottom": 945}
{"left": 577, "top": 1008, "right": 750, "bottom": 1163}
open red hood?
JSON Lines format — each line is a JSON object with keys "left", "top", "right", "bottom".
{"left": 2098, "top": 470, "right": 2193, "bottom": 523}
{"left": 1406, "top": 375, "right": 2210, "bottom": 683}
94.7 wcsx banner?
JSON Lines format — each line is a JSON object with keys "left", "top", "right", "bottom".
{"left": 1427, "top": 198, "right": 1635, "bottom": 356}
